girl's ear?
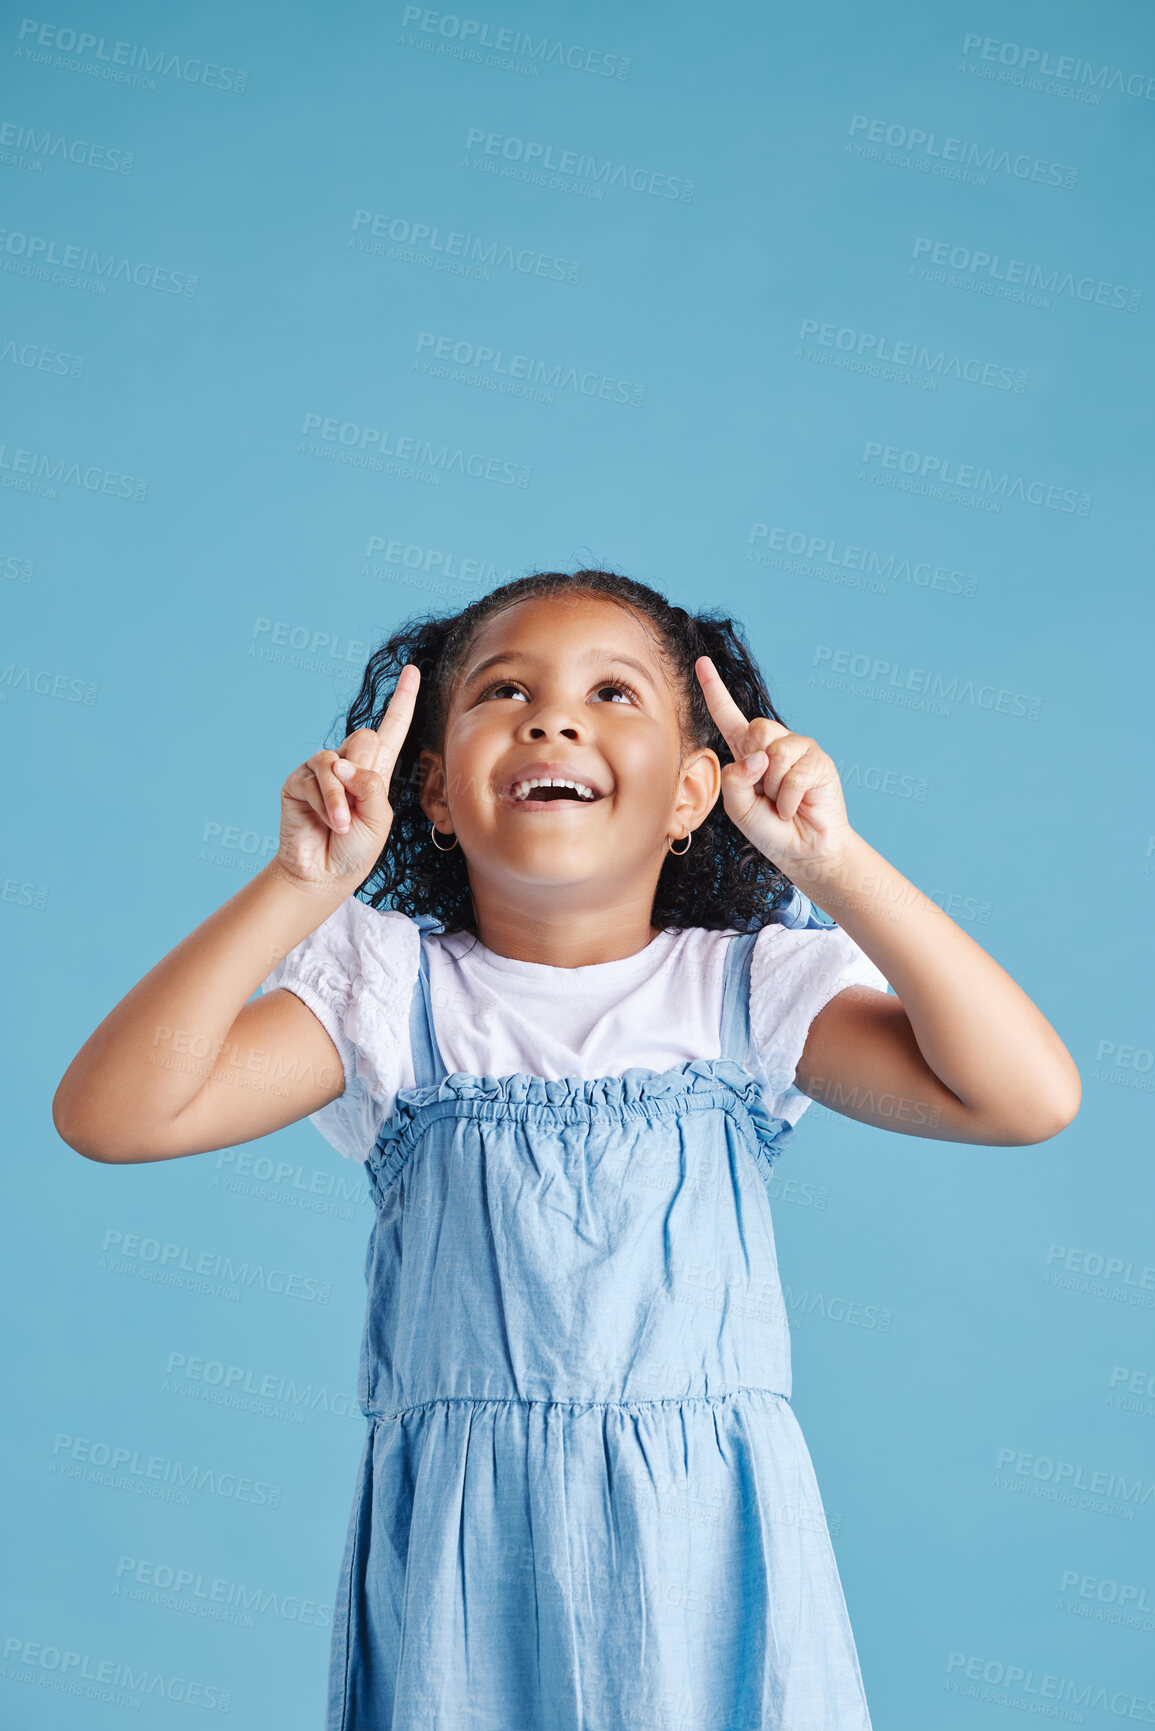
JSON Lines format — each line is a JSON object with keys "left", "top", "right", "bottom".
{"left": 676, "top": 746, "right": 722, "bottom": 826}
{"left": 416, "top": 747, "right": 449, "bottom": 825}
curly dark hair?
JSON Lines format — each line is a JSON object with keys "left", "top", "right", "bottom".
{"left": 336, "top": 568, "right": 798, "bottom": 935}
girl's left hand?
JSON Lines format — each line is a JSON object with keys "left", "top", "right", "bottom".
{"left": 695, "top": 655, "right": 857, "bottom": 875}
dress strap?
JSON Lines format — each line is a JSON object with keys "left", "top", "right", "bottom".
{"left": 408, "top": 922, "right": 448, "bottom": 1089}
{"left": 765, "top": 886, "right": 836, "bottom": 930}
{"left": 719, "top": 931, "right": 758, "bottom": 1065}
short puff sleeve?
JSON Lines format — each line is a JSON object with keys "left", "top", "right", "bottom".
{"left": 259, "top": 898, "right": 420, "bottom": 1160}
{"left": 747, "top": 918, "right": 890, "bottom": 1129}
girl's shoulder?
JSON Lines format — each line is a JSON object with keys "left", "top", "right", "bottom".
{"left": 743, "top": 895, "right": 890, "bottom": 1111}
{"left": 665, "top": 890, "right": 857, "bottom": 965}
{"left": 258, "top": 898, "right": 423, "bottom": 1163}
{"left": 261, "top": 895, "right": 421, "bottom": 1010}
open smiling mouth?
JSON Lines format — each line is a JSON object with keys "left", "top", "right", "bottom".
{"left": 501, "top": 777, "right": 606, "bottom": 809}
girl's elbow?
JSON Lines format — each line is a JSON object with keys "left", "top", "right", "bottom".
{"left": 52, "top": 1088, "right": 131, "bottom": 1163}
{"left": 1007, "top": 1080, "right": 1082, "bottom": 1145}
{"left": 52, "top": 1085, "right": 88, "bottom": 1156}
{"left": 1047, "top": 1067, "right": 1083, "bottom": 1138}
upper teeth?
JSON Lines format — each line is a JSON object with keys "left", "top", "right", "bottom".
{"left": 511, "top": 777, "right": 597, "bottom": 801}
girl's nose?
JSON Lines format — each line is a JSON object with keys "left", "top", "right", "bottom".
{"left": 517, "top": 704, "right": 582, "bottom": 742}
{"left": 527, "top": 718, "right": 579, "bottom": 740}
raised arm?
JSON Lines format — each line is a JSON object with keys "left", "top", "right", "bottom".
{"left": 695, "top": 656, "right": 1081, "bottom": 1146}
{"left": 52, "top": 664, "right": 421, "bottom": 1163}
{"left": 791, "top": 832, "right": 1080, "bottom": 1145}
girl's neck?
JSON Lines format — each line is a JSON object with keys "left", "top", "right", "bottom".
{"left": 468, "top": 890, "right": 664, "bottom": 969}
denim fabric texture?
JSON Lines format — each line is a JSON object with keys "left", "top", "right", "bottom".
{"left": 326, "top": 896, "right": 872, "bottom": 1729}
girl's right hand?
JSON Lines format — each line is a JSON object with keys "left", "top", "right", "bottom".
{"left": 273, "top": 663, "right": 421, "bottom": 890}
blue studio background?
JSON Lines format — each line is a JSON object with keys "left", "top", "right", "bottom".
{"left": 4, "top": 0, "right": 1155, "bottom": 1724}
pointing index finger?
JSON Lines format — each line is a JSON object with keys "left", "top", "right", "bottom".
{"left": 695, "top": 655, "right": 751, "bottom": 757}
{"left": 373, "top": 662, "right": 421, "bottom": 777}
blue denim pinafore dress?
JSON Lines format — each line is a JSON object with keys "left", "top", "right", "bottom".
{"left": 326, "top": 904, "right": 873, "bottom": 1730}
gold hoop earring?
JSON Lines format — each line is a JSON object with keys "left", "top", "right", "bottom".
{"left": 430, "top": 823, "right": 459, "bottom": 852}
{"left": 668, "top": 832, "right": 692, "bottom": 855}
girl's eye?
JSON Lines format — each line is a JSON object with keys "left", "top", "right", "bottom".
{"left": 478, "top": 678, "right": 640, "bottom": 705}
{"left": 482, "top": 681, "right": 528, "bottom": 701}
{"left": 593, "top": 679, "right": 639, "bottom": 704}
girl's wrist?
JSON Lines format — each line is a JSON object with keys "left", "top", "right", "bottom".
{"left": 261, "top": 856, "right": 358, "bottom": 902}
{"left": 779, "top": 833, "right": 869, "bottom": 911}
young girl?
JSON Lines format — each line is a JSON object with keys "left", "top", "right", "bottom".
{"left": 54, "top": 568, "right": 1080, "bottom": 1731}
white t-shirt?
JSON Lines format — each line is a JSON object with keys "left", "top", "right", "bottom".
{"left": 259, "top": 900, "right": 891, "bottom": 1162}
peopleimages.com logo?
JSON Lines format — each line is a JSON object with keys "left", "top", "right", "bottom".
{"left": 859, "top": 440, "right": 1091, "bottom": 514}
{"left": 911, "top": 237, "right": 1141, "bottom": 312}
{"left": 114, "top": 1553, "right": 333, "bottom": 1628}
{"left": 797, "top": 316, "right": 1026, "bottom": 392}
{"left": 746, "top": 524, "right": 979, "bottom": 598}
{"left": 944, "top": 1650, "right": 1155, "bottom": 1720}
{"left": 0, "top": 226, "right": 197, "bottom": 295}
{"left": 414, "top": 331, "right": 645, "bottom": 406}
{"left": 14, "top": 18, "right": 248, "bottom": 92}
{"left": 0, "top": 116, "right": 134, "bottom": 172}
{"left": 463, "top": 127, "right": 695, "bottom": 201}
{"left": 810, "top": 644, "right": 1042, "bottom": 721}
{"left": 847, "top": 114, "right": 1077, "bottom": 188}
{"left": 960, "top": 33, "right": 1155, "bottom": 101}
{"left": 2, "top": 1634, "right": 232, "bottom": 1712}
{"left": 350, "top": 208, "right": 582, "bottom": 285}
{"left": 398, "top": 6, "right": 631, "bottom": 79}
{"left": 0, "top": 438, "right": 147, "bottom": 500}
{"left": 298, "top": 413, "right": 531, "bottom": 487}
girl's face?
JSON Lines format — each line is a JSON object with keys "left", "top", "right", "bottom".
{"left": 419, "top": 594, "right": 720, "bottom": 919}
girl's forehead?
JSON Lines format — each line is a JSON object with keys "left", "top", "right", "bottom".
{"left": 466, "top": 594, "right": 659, "bottom": 661}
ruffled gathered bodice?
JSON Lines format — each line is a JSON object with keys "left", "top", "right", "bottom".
{"left": 356, "top": 1055, "right": 801, "bottom": 1420}
{"left": 367, "top": 1057, "right": 796, "bottom": 1196}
